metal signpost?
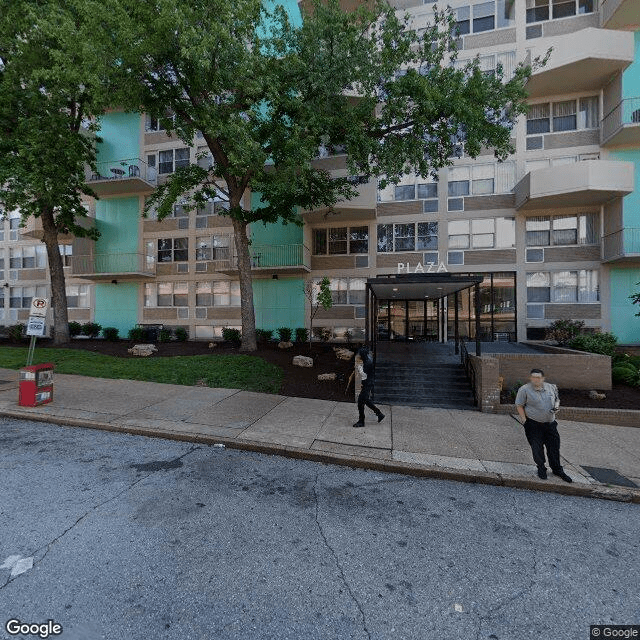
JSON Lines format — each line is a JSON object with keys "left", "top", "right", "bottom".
{"left": 26, "top": 297, "right": 48, "bottom": 366}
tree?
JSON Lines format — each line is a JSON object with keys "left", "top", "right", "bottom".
{"left": 630, "top": 284, "right": 640, "bottom": 317}
{"left": 0, "top": 0, "right": 115, "bottom": 343}
{"left": 115, "top": 0, "right": 541, "bottom": 351}
{"left": 304, "top": 276, "right": 333, "bottom": 351}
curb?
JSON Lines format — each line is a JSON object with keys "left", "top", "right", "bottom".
{"left": 2, "top": 408, "right": 639, "bottom": 505}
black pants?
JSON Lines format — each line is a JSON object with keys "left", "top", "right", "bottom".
{"left": 357, "top": 381, "right": 381, "bottom": 423}
{"left": 523, "top": 418, "right": 563, "bottom": 472}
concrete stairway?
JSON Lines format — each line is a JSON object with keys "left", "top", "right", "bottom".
{"left": 373, "top": 343, "right": 476, "bottom": 409}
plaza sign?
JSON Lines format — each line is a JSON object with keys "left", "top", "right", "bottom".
{"left": 397, "top": 261, "right": 448, "bottom": 274}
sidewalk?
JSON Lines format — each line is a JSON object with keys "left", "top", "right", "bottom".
{"left": 0, "top": 367, "right": 639, "bottom": 503}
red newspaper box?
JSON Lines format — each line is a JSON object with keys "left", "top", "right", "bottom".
{"left": 19, "top": 363, "right": 54, "bottom": 407}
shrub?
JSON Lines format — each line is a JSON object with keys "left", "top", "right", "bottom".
{"left": 612, "top": 365, "right": 639, "bottom": 386}
{"left": 319, "top": 328, "right": 331, "bottom": 342}
{"left": 277, "top": 327, "right": 292, "bottom": 342}
{"left": 222, "top": 327, "right": 241, "bottom": 345}
{"left": 128, "top": 326, "right": 146, "bottom": 341}
{"left": 8, "top": 324, "right": 25, "bottom": 343}
{"left": 175, "top": 327, "right": 188, "bottom": 342}
{"left": 295, "top": 327, "right": 308, "bottom": 343}
{"left": 256, "top": 329, "right": 273, "bottom": 343}
{"left": 158, "top": 328, "right": 172, "bottom": 343}
{"left": 68, "top": 321, "right": 83, "bottom": 338}
{"left": 545, "top": 319, "right": 585, "bottom": 346}
{"left": 102, "top": 327, "right": 119, "bottom": 341}
{"left": 569, "top": 332, "right": 618, "bottom": 357}
{"left": 82, "top": 322, "right": 102, "bottom": 338}
{"left": 508, "top": 380, "right": 524, "bottom": 401}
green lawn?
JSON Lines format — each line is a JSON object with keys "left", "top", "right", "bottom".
{"left": 0, "top": 347, "right": 283, "bottom": 393}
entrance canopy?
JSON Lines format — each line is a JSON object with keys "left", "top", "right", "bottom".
{"left": 367, "top": 273, "right": 483, "bottom": 300}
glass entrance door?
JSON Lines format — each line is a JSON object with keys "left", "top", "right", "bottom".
{"left": 425, "top": 300, "right": 439, "bottom": 341}
{"left": 389, "top": 301, "right": 406, "bottom": 341}
{"left": 407, "top": 301, "right": 424, "bottom": 341}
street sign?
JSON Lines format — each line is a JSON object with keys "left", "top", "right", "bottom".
{"left": 26, "top": 317, "right": 46, "bottom": 337}
{"left": 30, "top": 297, "right": 49, "bottom": 318}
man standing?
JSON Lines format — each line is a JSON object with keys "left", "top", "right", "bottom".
{"left": 515, "top": 369, "right": 572, "bottom": 482}
{"left": 353, "top": 346, "right": 385, "bottom": 428}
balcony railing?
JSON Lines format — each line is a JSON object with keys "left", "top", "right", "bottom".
{"left": 602, "top": 97, "right": 640, "bottom": 143}
{"left": 247, "top": 244, "right": 310, "bottom": 269}
{"left": 71, "top": 253, "right": 156, "bottom": 277}
{"left": 603, "top": 228, "right": 640, "bottom": 261}
{"left": 86, "top": 158, "right": 157, "bottom": 186}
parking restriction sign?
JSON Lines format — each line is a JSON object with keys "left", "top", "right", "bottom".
{"left": 30, "top": 297, "right": 49, "bottom": 318}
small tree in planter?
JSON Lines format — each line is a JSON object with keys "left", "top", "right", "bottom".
{"left": 102, "top": 327, "right": 119, "bottom": 341}
{"left": 222, "top": 327, "right": 242, "bottom": 348}
{"left": 304, "top": 277, "right": 332, "bottom": 352}
{"left": 82, "top": 322, "right": 102, "bottom": 339}
{"left": 295, "top": 327, "right": 308, "bottom": 344}
{"left": 128, "top": 326, "right": 146, "bottom": 342}
{"left": 277, "top": 327, "right": 292, "bottom": 343}
{"left": 256, "top": 329, "right": 273, "bottom": 344}
{"left": 158, "top": 328, "right": 172, "bottom": 343}
{"left": 545, "top": 320, "right": 585, "bottom": 347}
{"left": 68, "top": 322, "right": 82, "bottom": 338}
{"left": 175, "top": 327, "right": 188, "bottom": 342}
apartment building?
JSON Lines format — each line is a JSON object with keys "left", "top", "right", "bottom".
{"left": 1, "top": 0, "right": 639, "bottom": 345}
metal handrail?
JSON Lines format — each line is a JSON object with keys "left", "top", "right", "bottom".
{"left": 459, "top": 338, "right": 478, "bottom": 407}
{"left": 602, "top": 97, "right": 640, "bottom": 142}
{"left": 86, "top": 157, "right": 157, "bottom": 185}
{"left": 603, "top": 227, "right": 640, "bottom": 260}
{"left": 71, "top": 252, "right": 156, "bottom": 275}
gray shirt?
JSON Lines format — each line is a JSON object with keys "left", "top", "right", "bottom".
{"left": 515, "top": 382, "right": 560, "bottom": 424}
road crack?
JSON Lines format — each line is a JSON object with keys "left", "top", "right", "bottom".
{"left": 312, "top": 472, "right": 371, "bottom": 640}
{"left": 0, "top": 446, "right": 201, "bottom": 592}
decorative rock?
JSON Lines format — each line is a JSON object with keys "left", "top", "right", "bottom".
{"left": 208, "top": 342, "right": 217, "bottom": 349}
{"left": 335, "top": 348, "right": 354, "bottom": 361}
{"left": 318, "top": 373, "right": 337, "bottom": 381}
{"left": 588, "top": 390, "right": 606, "bottom": 400}
{"left": 293, "top": 355, "right": 314, "bottom": 368}
{"left": 127, "top": 344, "right": 158, "bottom": 357}
{"left": 278, "top": 341, "right": 294, "bottom": 349}
{"left": 195, "top": 379, "right": 208, "bottom": 387}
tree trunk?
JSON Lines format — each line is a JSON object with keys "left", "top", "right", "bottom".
{"left": 41, "top": 208, "right": 70, "bottom": 345}
{"left": 232, "top": 217, "right": 257, "bottom": 352}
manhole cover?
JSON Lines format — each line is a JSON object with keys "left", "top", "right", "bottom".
{"left": 582, "top": 466, "right": 638, "bottom": 488}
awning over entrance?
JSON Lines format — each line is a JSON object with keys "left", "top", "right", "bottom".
{"left": 367, "top": 273, "right": 483, "bottom": 300}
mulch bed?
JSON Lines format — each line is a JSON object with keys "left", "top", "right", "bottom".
{"left": 501, "top": 386, "right": 640, "bottom": 410}
{"left": 3, "top": 338, "right": 357, "bottom": 402}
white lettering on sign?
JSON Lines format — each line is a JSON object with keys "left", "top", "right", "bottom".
{"left": 29, "top": 297, "right": 49, "bottom": 318}
{"left": 397, "top": 262, "right": 448, "bottom": 274}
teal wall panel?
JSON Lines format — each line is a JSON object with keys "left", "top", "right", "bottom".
{"left": 95, "top": 196, "right": 140, "bottom": 255}
{"left": 253, "top": 278, "right": 305, "bottom": 330}
{"left": 622, "top": 32, "right": 640, "bottom": 99}
{"left": 94, "top": 282, "right": 139, "bottom": 335}
{"left": 249, "top": 192, "right": 303, "bottom": 246}
{"left": 610, "top": 268, "right": 640, "bottom": 344}
{"left": 96, "top": 112, "right": 140, "bottom": 164}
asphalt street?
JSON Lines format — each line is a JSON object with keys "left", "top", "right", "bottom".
{"left": 0, "top": 418, "right": 638, "bottom": 640}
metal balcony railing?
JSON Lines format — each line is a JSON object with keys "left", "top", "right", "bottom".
{"left": 602, "top": 97, "right": 640, "bottom": 142}
{"left": 246, "top": 244, "right": 311, "bottom": 269}
{"left": 86, "top": 158, "right": 157, "bottom": 185}
{"left": 71, "top": 253, "right": 156, "bottom": 276}
{"left": 603, "top": 228, "right": 640, "bottom": 261}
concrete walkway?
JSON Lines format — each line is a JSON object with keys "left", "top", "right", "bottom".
{"left": 0, "top": 367, "right": 639, "bottom": 503}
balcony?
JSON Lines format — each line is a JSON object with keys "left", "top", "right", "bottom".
{"left": 20, "top": 214, "right": 95, "bottom": 242}
{"left": 218, "top": 244, "right": 311, "bottom": 275}
{"left": 85, "top": 158, "right": 157, "bottom": 196}
{"left": 602, "top": 97, "right": 640, "bottom": 147}
{"left": 515, "top": 160, "right": 634, "bottom": 210}
{"left": 600, "top": 0, "right": 640, "bottom": 29}
{"left": 603, "top": 228, "right": 640, "bottom": 262}
{"left": 301, "top": 172, "right": 377, "bottom": 222}
{"left": 525, "top": 28, "right": 634, "bottom": 99}
{"left": 71, "top": 253, "right": 156, "bottom": 281}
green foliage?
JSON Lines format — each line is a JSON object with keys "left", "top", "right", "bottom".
{"left": 68, "top": 322, "right": 83, "bottom": 338}
{"left": 102, "top": 327, "right": 119, "bottom": 341}
{"left": 128, "top": 327, "right": 146, "bottom": 342}
{"left": 222, "top": 328, "right": 242, "bottom": 345}
{"left": 277, "top": 327, "right": 292, "bottom": 342}
{"left": 545, "top": 320, "right": 585, "bottom": 346}
{"left": 174, "top": 327, "right": 188, "bottom": 342}
{"left": 82, "top": 322, "right": 102, "bottom": 339}
{"left": 7, "top": 324, "right": 25, "bottom": 343}
{"left": 630, "top": 281, "right": 640, "bottom": 316}
{"left": 316, "top": 277, "right": 333, "bottom": 312}
{"left": 295, "top": 327, "right": 308, "bottom": 343}
{"left": 508, "top": 380, "right": 524, "bottom": 401}
{"left": 256, "top": 329, "right": 274, "bottom": 343}
{"left": 612, "top": 365, "right": 639, "bottom": 386}
{"left": 0, "top": 347, "right": 282, "bottom": 393}
{"left": 319, "top": 328, "right": 331, "bottom": 343}
{"left": 568, "top": 332, "right": 618, "bottom": 357}
{"left": 158, "top": 328, "right": 172, "bottom": 343}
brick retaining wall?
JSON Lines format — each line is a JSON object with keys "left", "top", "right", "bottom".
{"left": 494, "top": 403, "right": 640, "bottom": 428}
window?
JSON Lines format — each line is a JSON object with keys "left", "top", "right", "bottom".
{"left": 330, "top": 278, "right": 348, "bottom": 304}
{"left": 553, "top": 100, "right": 577, "bottom": 132}
{"left": 578, "top": 97, "right": 599, "bottom": 130}
{"left": 10, "top": 286, "right": 47, "bottom": 309}
{"left": 471, "top": 218, "right": 495, "bottom": 248}
{"left": 158, "top": 148, "right": 190, "bottom": 174}
{"left": 473, "top": 1, "right": 495, "bottom": 33}
{"left": 145, "top": 282, "right": 188, "bottom": 307}
{"left": 377, "top": 224, "right": 393, "bottom": 253}
{"left": 553, "top": 0, "right": 576, "bottom": 19}
{"left": 211, "top": 281, "right": 241, "bottom": 306}
{"left": 525, "top": 214, "right": 598, "bottom": 247}
{"left": 158, "top": 238, "right": 188, "bottom": 262}
{"left": 195, "top": 235, "right": 230, "bottom": 261}
{"left": 10, "top": 246, "right": 47, "bottom": 269}
{"left": 349, "top": 227, "right": 368, "bottom": 254}
{"left": 313, "top": 226, "right": 369, "bottom": 255}
{"left": 394, "top": 185, "right": 415, "bottom": 201}
{"left": 551, "top": 270, "right": 577, "bottom": 302}
{"left": 197, "top": 146, "right": 214, "bottom": 171}
{"left": 377, "top": 223, "right": 438, "bottom": 253}
{"left": 328, "top": 228, "right": 347, "bottom": 255}
{"left": 145, "top": 112, "right": 175, "bottom": 132}
{"left": 448, "top": 166, "right": 470, "bottom": 197}
{"left": 527, "top": 270, "right": 599, "bottom": 305}
{"left": 394, "top": 224, "right": 415, "bottom": 252}
{"left": 472, "top": 164, "right": 494, "bottom": 195}
{"left": 417, "top": 182, "right": 438, "bottom": 212}
{"left": 526, "top": 272, "right": 550, "bottom": 302}
{"left": 497, "top": 0, "right": 516, "bottom": 27}
{"left": 314, "top": 278, "right": 365, "bottom": 305}
{"left": 578, "top": 269, "right": 598, "bottom": 302}
{"left": 417, "top": 222, "right": 438, "bottom": 250}
{"left": 455, "top": 6, "right": 470, "bottom": 35}
{"left": 449, "top": 217, "right": 515, "bottom": 249}
{"left": 527, "top": 103, "right": 550, "bottom": 135}
{"left": 66, "top": 285, "right": 90, "bottom": 308}
{"left": 59, "top": 245, "right": 72, "bottom": 267}
{"left": 449, "top": 220, "right": 470, "bottom": 249}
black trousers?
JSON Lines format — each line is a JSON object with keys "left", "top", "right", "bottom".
{"left": 523, "top": 418, "right": 563, "bottom": 472}
{"left": 357, "top": 381, "right": 381, "bottom": 423}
